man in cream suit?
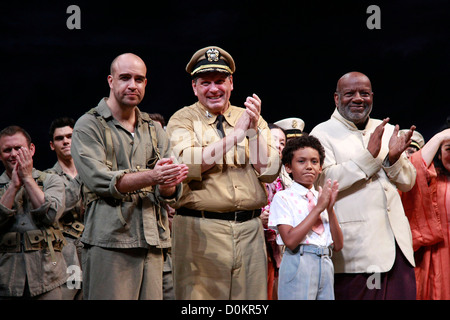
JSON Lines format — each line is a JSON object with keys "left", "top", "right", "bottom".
{"left": 310, "top": 71, "right": 417, "bottom": 299}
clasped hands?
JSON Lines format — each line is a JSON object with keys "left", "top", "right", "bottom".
{"left": 152, "top": 157, "right": 188, "bottom": 190}
{"left": 316, "top": 179, "right": 339, "bottom": 214}
{"left": 10, "top": 146, "right": 34, "bottom": 190}
{"left": 234, "top": 93, "right": 261, "bottom": 142}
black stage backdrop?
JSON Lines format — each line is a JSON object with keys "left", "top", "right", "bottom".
{"left": 1, "top": 0, "right": 449, "bottom": 171}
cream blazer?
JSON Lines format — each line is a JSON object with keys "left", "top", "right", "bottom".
{"left": 310, "top": 109, "right": 416, "bottom": 273}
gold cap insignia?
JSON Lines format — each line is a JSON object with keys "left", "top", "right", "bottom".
{"left": 292, "top": 120, "right": 298, "bottom": 128}
{"left": 206, "top": 48, "right": 220, "bottom": 62}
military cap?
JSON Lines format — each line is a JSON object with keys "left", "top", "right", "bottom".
{"left": 186, "top": 46, "right": 235, "bottom": 76}
{"left": 401, "top": 129, "right": 425, "bottom": 149}
{"left": 274, "top": 118, "right": 305, "bottom": 139}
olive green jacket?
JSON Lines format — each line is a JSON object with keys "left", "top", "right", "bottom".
{"left": 71, "top": 98, "right": 181, "bottom": 249}
{"left": 0, "top": 169, "right": 67, "bottom": 297}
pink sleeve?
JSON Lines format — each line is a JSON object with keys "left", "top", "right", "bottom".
{"left": 402, "top": 150, "right": 444, "bottom": 251}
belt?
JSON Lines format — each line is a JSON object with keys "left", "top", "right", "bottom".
{"left": 0, "top": 229, "right": 65, "bottom": 253}
{"left": 177, "top": 207, "right": 260, "bottom": 222}
{"left": 298, "top": 244, "right": 332, "bottom": 257}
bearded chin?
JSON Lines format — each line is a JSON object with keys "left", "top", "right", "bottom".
{"left": 340, "top": 103, "right": 372, "bottom": 128}
{"left": 119, "top": 94, "right": 142, "bottom": 108}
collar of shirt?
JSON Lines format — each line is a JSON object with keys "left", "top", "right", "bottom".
{"left": 195, "top": 101, "right": 240, "bottom": 127}
{"left": 332, "top": 108, "right": 379, "bottom": 133}
{"left": 97, "top": 97, "right": 147, "bottom": 130}
{"left": 50, "top": 162, "right": 75, "bottom": 180}
{"left": 97, "top": 98, "right": 114, "bottom": 119}
{"left": 290, "top": 181, "right": 319, "bottom": 201}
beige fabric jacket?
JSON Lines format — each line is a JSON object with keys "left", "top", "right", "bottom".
{"left": 310, "top": 109, "right": 416, "bottom": 273}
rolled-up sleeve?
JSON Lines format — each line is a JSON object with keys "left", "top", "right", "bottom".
{"left": 32, "top": 173, "right": 65, "bottom": 226}
{"left": 167, "top": 111, "right": 204, "bottom": 182}
{"left": 72, "top": 115, "right": 128, "bottom": 199}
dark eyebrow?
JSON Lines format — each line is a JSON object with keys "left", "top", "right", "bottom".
{"left": 119, "top": 73, "right": 146, "bottom": 79}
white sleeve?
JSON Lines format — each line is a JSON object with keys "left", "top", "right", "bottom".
{"left": 268, "top": 192, "right": 294, "bottom": 232}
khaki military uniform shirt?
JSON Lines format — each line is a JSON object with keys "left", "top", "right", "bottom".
{"left": 0, "top": 169, "right": 66, "bottom": 297}
{"left": 46, "top": 162, "right": 83, "bottom": 226}
{"left": 45, "top": 162, "right": 84, "bottom": 274}
{"left": 71, "top": 98, "right": 182, "bottom": 249}
{"left": 166, "top": 102, "right": 280, "bottom": 212}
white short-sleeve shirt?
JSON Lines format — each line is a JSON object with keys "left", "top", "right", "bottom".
{"left": 268, "top": 182, "right": 333, "bottom": 247}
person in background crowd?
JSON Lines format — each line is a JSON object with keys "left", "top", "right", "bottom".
{"left": 148, "top": 113, "right": 166, "bottom": 130}
{"left": 402, "top": 129, "right": 425, "bottom": 159}
{"left": 310, "top": 71, "right": 417, "bottom": 300}
{"left": 274, "top": 117, "right": 305, "bottom": 140}
{"left": 46, "top": 117, "right": 84, "bottom": 300}
{"left": 0, "top": 126, "right": 66, "bottom": 299}
{"left": 166, "top": 46, "right": 280, "bottom": 300}
{"left": 274, "top": 117, "right": 306, "bottom": 188}
{"left": 260, "top": 123, "right": 286, "bottom": 300}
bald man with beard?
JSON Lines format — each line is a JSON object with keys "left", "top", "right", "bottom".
{"left": 71, "top": 53, "right": 188, "bottom": 299}
{"left": 310, "top": 71, "right": 417, "bottom": 300}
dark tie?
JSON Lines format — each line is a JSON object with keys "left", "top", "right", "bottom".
{"left": 216, "top": 114, "right": 226, "bottom": 138}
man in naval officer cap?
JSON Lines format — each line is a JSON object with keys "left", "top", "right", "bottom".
{"left": 166, "top": 46, "right": 280, "bottom": 300}
{"left": 186, "top": 46, "right": 236, "bottom": 77}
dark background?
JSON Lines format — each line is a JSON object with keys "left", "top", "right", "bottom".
{"left": 1, "top": 0, "right": 449, "bottom": 171}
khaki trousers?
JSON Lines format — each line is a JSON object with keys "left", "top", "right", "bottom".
{"left": 82, "top": 246, "right": 164, "bottom": 300}
{"left": 172, "top": 214, "right": 267, "bottom": 300}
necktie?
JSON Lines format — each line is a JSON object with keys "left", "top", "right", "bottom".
{"left": 306, "top": 190, "right": 324, "bottom": 235}
{"left": 216, "top": 114, "right": 226, "bottom": 138}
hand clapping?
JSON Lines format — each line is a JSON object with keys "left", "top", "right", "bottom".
{"left": 154, "top": 157, "right": 188, "bottom": 188}
{"left": 317, "top": 179, "right": 339, "bottom": 213}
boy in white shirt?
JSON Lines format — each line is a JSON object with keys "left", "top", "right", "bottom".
{"left": 269, "top": 134, "right": 343, "bottom": 300}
